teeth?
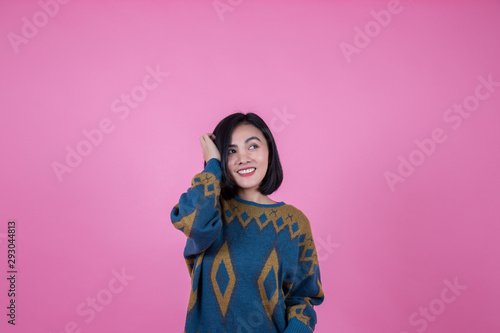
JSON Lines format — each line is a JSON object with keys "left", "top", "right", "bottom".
{"left": 237, "top": 168, "right": 256, "bottom": 174}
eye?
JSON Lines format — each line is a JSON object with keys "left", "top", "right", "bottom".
{"left": 228, "top": 149, "right": 236, "bottom": 154}
{"left": 249, "top": 144, "right": 258, "bottom": 149}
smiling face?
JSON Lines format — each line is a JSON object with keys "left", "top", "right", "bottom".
{"left": 227, "top": 123, "right": 269, "bottom": 196}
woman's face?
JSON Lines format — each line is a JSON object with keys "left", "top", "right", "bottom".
{"left": 226, "top": 124, "right": 269, "bottom": 193}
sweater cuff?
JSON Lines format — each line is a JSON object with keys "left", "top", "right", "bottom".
{"left": 284, "top": 317, "right": 313, "bottom": 333}
{"left": 203, "top": 158, "right": 222, "bottom": 180}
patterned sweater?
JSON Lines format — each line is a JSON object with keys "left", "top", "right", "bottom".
{"left": 171, "top": 158, "right": 324, "bottom": 333}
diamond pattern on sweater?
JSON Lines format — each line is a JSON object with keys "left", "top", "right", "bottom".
{"left": 257, "top": 247, "right": 280, "bottom": 319}
{"left": 211, "top": 241, "right": 236, "bottom": 319}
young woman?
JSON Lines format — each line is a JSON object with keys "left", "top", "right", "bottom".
{"left": 171, "top": 112, "right": 324, "bottom": 332}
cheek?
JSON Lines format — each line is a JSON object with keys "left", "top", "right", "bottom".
{"left": 226, "top": 155, "right": 234, "bottom": 166}
{"left": 257, "top": 157, "right": 269, "bottom": 174}
{"left": 226, "top": 157, "right": 235, "bottom": 175}
{"left": 259, "top": 150, "right": 269, "bottom": 165}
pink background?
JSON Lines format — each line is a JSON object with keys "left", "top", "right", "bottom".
{"left": 1, "top": 0, "right": 500, "bottom": 332}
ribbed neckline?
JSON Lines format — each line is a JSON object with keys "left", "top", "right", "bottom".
{"left": 233, "top": 195, "right": 285, "bottom": 208}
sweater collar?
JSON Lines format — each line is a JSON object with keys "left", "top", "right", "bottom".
{"left": 233, "top": 195, "right": 285, "bottom": 208}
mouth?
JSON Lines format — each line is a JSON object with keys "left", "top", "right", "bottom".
{"left": 236, "top": 167, "right": 256, "bottom": 176}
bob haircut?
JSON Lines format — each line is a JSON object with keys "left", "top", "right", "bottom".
{"left": 204, "top": 112, "right": 283, "bottom": 201}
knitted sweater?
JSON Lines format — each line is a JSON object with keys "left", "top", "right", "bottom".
{"left": 171, "top": 158, "right": 324, "bottom": 333}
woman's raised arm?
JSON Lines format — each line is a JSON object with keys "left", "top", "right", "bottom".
{"left": 170, "top": 133, "right": 222, "bottom": 258}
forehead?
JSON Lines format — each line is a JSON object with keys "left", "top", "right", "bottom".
{"left": 230, "top": 124, "right": 266, "bottom": 143}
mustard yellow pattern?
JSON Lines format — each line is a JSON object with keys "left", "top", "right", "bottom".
{"left": 172, "top": 171, "right": 220, "bottom": 238}
{"left": 192, "top": 172, "right": 220, "bottom": 206}
{"left": 221, "top": 199, "right": 302, "bottom": 240}
{"left": 257, "top": 247, "right": 280, "bottom": 319}
{"left": 172, "top": 208, "right": 196, "bottom": 238}
{"left": 187, "top": 252, "right": 205, "bottom": 313}
{"left": 210, "top": 241, "right": 237, "bottom": 318}
{"left": 287, "top": 303, "right": 310, "bottom": 328}
{"left": 299, "top": 231, "right": 320, "bottom": 277}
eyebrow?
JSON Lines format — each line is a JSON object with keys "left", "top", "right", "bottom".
{"left": 228, "top": 136, "right": 261, "bottom": 148}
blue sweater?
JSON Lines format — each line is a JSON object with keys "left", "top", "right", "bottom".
{"left": 171, "top": 158, "right": 324, "bottom": 333}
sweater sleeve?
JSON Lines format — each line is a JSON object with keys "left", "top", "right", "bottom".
{"left": 284, "top": 214, "right": 325, "bottom": 333}
{"left": 170, "top": 158, "right": 223, "bottom": 259}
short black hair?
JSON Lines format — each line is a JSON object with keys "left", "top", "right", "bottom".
{"left": 204, "top": 112, "right": 283, "bottom": 200}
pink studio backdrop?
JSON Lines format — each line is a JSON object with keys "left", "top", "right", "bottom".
{"left": 1, "top": 0, "right": 499, "bottom": 332}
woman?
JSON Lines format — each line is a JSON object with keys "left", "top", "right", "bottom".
{"left": 171, "top": 112, "right": 324, "bottom": 332}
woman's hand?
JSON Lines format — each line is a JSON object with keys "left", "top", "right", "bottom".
{"left": 200, "top": 133, "right": 221, "bottom": 163}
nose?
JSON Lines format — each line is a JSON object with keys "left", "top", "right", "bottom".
{"left": 236, "top": 150, "right": 250, "bottom": 164}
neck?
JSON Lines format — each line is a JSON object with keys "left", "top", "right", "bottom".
{"left": 237, "top": 189, "right": 275, "bottom": 205}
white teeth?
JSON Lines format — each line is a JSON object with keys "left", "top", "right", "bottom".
{"left": 237, "top": 168, "right": 256, "bottom": 174}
